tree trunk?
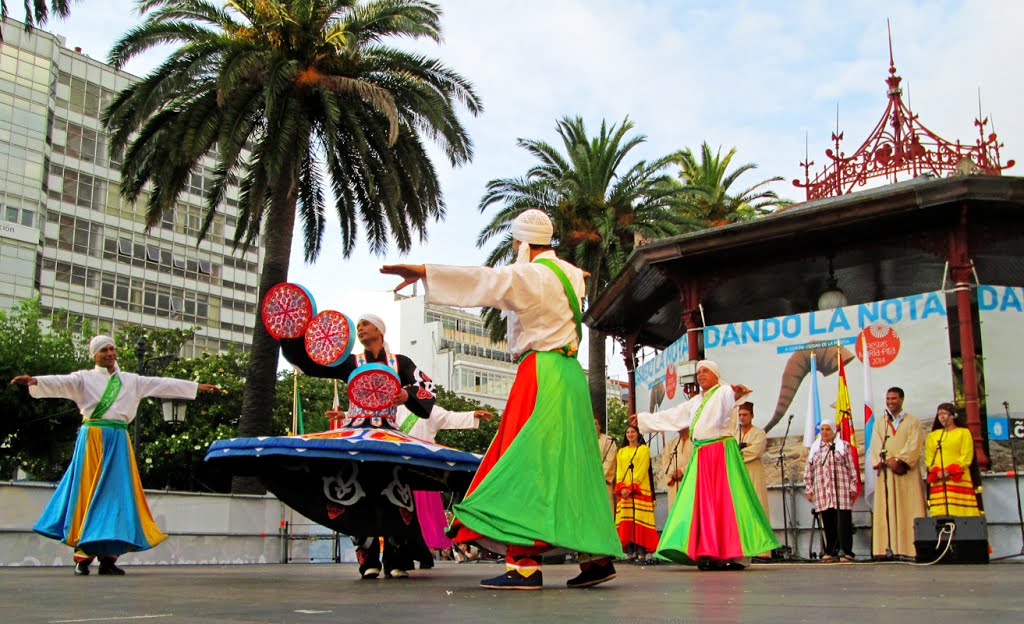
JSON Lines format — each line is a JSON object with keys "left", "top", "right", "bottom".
{"left": 589, "top": 328, "right": 607, "bottom": 431}
{"left": 231, "top": 164, "right": 300, "bottom": 495}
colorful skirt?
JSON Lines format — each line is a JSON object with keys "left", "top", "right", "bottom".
{"left": 614, "top": 485, "right": 660, "bottom": 552}
{"left": 927, "top": 466, "right": 981, "bottom": 517}
{"left": 34, "top": 420, "right": 167, "bottom": 557}
{"left": 657, "top": 437, "right": 778, "bottom": 564}
{"left": 414, "top": 491, "right": 451, "bottom": 550}
{"left": 448, "top": 351, "right": 621, "bottom": 558}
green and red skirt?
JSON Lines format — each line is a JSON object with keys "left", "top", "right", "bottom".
{"left": 657, "top": 436, "right": 778, "bottom": 564}
{"left": 448, "top": 351, "right": 621, "bottom": 558}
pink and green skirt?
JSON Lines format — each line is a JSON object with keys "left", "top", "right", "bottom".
{"left": 448, "top": 351, "right": 621, "bottom": 558}
{"left": 657, "top": 436, "right": 778, "bottom": 564}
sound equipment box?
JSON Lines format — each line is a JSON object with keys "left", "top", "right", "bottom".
{"left": 913, "top": 516, "right": 989, "bottom": 564}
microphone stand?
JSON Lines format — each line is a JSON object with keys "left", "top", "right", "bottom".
{"left": 878, "top": 410, "right": 895, "bottom": 560}
{"left": 775, "top": 413, "right": 796, "bottom": 560}
{"left": 1004, "top": 401, "right": 1024, "bottom": 559}
{"left": 937, "top": 431, "right": 950, "bottom": 517}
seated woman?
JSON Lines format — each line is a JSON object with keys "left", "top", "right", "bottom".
{"left": 925, "top": 403, "right": 981, "bottom": 517}
{"left": 614, "top": 425, "right": 659, "bottom": 563}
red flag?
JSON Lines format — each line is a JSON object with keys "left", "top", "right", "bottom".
{"left": 835, "top": 351, "right": 863, "bottom": 501}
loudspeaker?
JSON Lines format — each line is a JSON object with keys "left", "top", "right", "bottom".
{"left": 913, "top": 516, "right": 989, "bottom": 564}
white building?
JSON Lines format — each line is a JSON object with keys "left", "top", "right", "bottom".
{"left": 399, "top": 295, "right": 517, "bottom": 410}
{"left": 0, "top": 20, "right": 262, "bottom": 355}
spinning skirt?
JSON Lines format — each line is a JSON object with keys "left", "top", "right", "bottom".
{"left": 657, "top": 437, "right": 778, "bottom": 564}
{"left": 448, "top": 351, "right": 621, "bottom": 558}
{"left": 34, "top": 421, "right": 166, "bottom": 557}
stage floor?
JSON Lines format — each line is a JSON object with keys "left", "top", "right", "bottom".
{"left": 2, "top": 559, "right": 1021, "bottom": 624}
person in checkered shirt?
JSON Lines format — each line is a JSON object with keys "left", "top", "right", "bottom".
{"left": 804, "top": 421, "right": 860, "bottom": 562}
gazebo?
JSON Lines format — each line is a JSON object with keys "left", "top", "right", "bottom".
{"left": 586, "top": 46, "right": 1019, "bottom": 470}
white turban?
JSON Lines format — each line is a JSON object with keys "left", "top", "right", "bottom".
{"left": 511, "top": 209, "right": 553, "bottom": 246}
{"left": 89, "top": 335, "right": 115, "bottom": 357}
{"left": 819, "top": 420, "right": 835, "bottom": 432}
{"left": 358, "top": 314, "right": 386, "bottom": 335}
{"left": 696, "top": 360, "right": 721, "bottom": 379}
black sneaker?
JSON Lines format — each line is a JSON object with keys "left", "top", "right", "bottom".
{"left": 479, "top": 569, "right": 542, "bottom": 590}
{"left": 98, "top": 561, "right": 126, "bottom": 576}
{"left": 566, "top": 562, "right": 616, "bottom": 588}
{"left": 74, "top": 561, "right": 90, "bottom": 576}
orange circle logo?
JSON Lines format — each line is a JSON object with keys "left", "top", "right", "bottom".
{"left": 856, "top": 323, "right": 901, "bottom": 368}
{"left": 665, "top": 363, "right": 677, "bottom": 400}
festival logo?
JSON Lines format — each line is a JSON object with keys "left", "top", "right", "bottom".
{"left": 855, "top": 323, "right": 901, "bottom": 367}
{"left": 665, "top": 363, "right": 677, "bottom": 400}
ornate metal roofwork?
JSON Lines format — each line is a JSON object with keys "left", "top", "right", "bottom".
{"left": 794, "top": 27, "right": 1014, "bottom": 201}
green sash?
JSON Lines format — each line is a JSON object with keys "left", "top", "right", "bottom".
{"left": 398, "top": 412, "right": 420, "bottom": 434}
{"left": 82, "top": 419, "right": 128, "bottom": 430}
{"left": 88, "top": 373, "right": 122, "bottom": 421}
{"left": 533, "top": 258, "right": 583, "bottom": 355}
{"left": 689, "top": 384, "right": 721, "bottom": 446}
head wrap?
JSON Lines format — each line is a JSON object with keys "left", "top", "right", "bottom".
{"left": 696, "top": 360, "right": 721, "bottom": 379}
{"left": 89, "top": 335, "right": 115, "bottom": 357}
{"left": 357, "top": 314, "right": 391, "bottom": 352}
{"left": 358, "top": 314, "right": 386, "bottom": 335}
{"left": 511, "top": 209, "right": 553, "bottom": 246}
{"left": 819, "top": 420, "right": 835, "bottom": 432}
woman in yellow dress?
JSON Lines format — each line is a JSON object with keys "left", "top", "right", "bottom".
{"left": 925, "top": 403, "right": 981, "bottom": 517}
{"left": 615, "top": 425, "right": 659, "bottom": 563}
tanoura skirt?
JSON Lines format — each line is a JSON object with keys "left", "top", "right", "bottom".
{"left": 657, "top": 436, "right": 778, "bottom": 564}
{"left": 34, "top": 420, "right": 167, "bottom": 557}
{"left": 448, "top": 351, "right": 621, "bottom": 558}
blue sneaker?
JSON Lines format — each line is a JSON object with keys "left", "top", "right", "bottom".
{"left": 479, "top": 569, "right": 542, "bottom": 590}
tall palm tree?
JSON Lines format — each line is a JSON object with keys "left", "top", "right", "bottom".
{"left": 103, "top": 0, "right": 481, "bottom": 492}
{"left": 477, "top": 116, "right": 684, "bottom": 425}
{"left": 1, "top": 0, "right": 71, "bottom": 39}
{"left": 672, "top": 142, "right": 791, "bottom": 227}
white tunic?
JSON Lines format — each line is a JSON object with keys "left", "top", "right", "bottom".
{"left": 424, "top": 250, "right": 584, "bottom": 358}
{"left": 637, "top": 383, "right": 743, "bottom": 441}
{"left": 395, "top": 405, "right": 478, "bottom": 443}
{"left": 29, "top": 365, "right": 199, "bottom": 423}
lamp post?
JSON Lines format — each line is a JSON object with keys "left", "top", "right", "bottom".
{"left": 131, "top": 335, "right": 179, "bottom": 459}
{"left": 133, "top": 337, "right": 148, "bottom": 459}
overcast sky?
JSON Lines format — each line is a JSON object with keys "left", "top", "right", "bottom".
{"left": 37, "top": 0, "right": 1024, "bottom": 377}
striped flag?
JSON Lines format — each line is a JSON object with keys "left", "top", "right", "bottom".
{"left": 835, "top": 350, "right": 862, "bottom": 501}
{"left": 802, "top": 351, "right": 823, "bottom": 448}
{"left": 861, "top": 332, "right": 876, "bottom": 506}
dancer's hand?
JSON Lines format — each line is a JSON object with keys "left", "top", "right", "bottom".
{"left": 732, "top": 384, "right": 752, "bottom": 399}
{"left": 473, "top": 409, "right": 494, "bottom": 421}
{"left": 392, "top": 388, "right": 409, "bottom": 406}
{"left": 381, "top": 264, "right": 426, "bottom": 293}
{"left": 628, "top": 414, "right": 638, "bottom": 427}
{"left": 198, "top": 384, "right": 222, "bottom": 393}
{"left": 10, "top": 375, "right": 37, "bottom": 386}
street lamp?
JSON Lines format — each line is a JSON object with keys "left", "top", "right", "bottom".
{"left": 161, "top": 399, "right": 188, "bottom": 424}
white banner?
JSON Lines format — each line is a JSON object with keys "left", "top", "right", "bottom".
{"left": 704, "top": 292, "right": 954, "bottom": 438}
{"left": 978, "top": 285, "right": 1024, "bottom": 433}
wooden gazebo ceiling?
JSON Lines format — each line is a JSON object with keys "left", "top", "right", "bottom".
{"left": 586, "top": 175, "right": 1024, "bottom": 349}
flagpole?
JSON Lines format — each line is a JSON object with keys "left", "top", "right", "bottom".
{"left": 292, "top": 368, "right": 299, "bottom": 435}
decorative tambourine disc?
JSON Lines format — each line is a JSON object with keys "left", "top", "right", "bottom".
{"left": 347, "top": 363, "right": 402, "bottom": 411}
{"left": 304, "top": 310, "right": 355, "bottom": 367}
{"left": 262, "top": 283, "right": 316, "bottom": 340}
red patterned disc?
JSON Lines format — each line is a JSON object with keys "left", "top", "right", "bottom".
{"left": 347, "top": 364, "right": 402, "bottom": 411}
{"left": 261, "top": 283, "right": 315, "bottom": 340}
{"left": 304, "top": 310, "right": 355, "bottom": 367}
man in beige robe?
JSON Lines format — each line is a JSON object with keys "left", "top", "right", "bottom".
{"left": 735, "top": 402, "right": 769, "bottom": 515}
{"left": 869, "top": 386, "right": 926, "bottom": 559}
{"left": 656, "top": 431, "right": 692, "bottom": 510}
{"left": 596, "top": 416, "right": 618, "bottom": 510}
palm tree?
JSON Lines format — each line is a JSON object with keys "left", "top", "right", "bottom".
{"left": 103, "top": 0, "right": 481, "bottom": 492}
{"left": 672, "top": 142, "right": 791, "bottom": 227}
{"left": 1, "top": 0, "right": 71, "bottom": 39}
{"left": 477, "top": 116, "right": 685, "bottom": 425}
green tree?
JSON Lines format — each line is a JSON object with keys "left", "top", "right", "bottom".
{"left": 0, "top": 0, "right": 71, "bottom": 39}
{"left": 476, "top": 116, "right": 685, "bottom": 425}
{"left": 671, "top": 142, "right": 791, "bottom": 227}
{"left": 102, "top": 0, "right": 482, "bottom": 493}
{"left": 606, "top": 396, "right": 629, "bottom": 443}
{"left": 0, "top": 298, "right": 89, "bottom": 480}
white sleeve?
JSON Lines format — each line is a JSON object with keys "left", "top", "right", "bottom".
{"left": 424, "top": 264, "right": 541, "bottom": 312}
{"left": 637, "top": 399, "right": 695, "bottom": 434}
{"left": 134, "top": 375, "right": 199, "bottom": 400}
{"left": 29, "top": 372, "right": 85, "bottom": 402}
{"left": 429, "top": 405, "right": 479, "bottom": 430}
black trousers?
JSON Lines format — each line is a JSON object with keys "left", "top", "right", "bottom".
{"left": 820, "top": 508, "right": 854, "bottom": 557}
{"left": 353, "top": 535, "right": 416, "bottom": 574}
